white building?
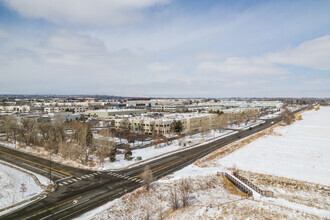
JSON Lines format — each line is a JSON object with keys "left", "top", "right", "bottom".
{"left": 44, "top": 106, "right": 88, "bottom": 113}
{"left": 0, "top": 105, "right": 30, "bottom": 112}
{"left": 115, "top": 113, "right": 217, "bottom": 135}
{"left": 85, "top": 109, "right": 147, "bottom": 118}
{"left": 251, "top": 101, "right": 283, "bottom": 108}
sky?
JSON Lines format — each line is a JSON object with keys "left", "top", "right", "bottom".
{"left": 0, "top": 0, "right": 329, "bottom": 98}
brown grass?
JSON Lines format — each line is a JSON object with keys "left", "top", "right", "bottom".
{"left": 237, "top": 170, "right": 330, "bottom": 210}
{"left": 219, "top": 200, "right": 319, "bottom": 220}
{"left": 221, "top": 176, "right": 248, "bottom": 197}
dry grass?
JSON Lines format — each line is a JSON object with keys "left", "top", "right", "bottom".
{"left": 195, "top": 124, "right": 279, "bottom": 168}
{"left": 221, "top": 176, "right": 248, "bottom": 197}
{"left": 237, "top": 170, "right": 330, "bottom": 210}
{"left": 217, "top": 199, "right": 319, "bottom": 220}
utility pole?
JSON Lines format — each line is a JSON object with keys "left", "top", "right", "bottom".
{"left": 49, "top": 149, "right": 52, "bottom": 184}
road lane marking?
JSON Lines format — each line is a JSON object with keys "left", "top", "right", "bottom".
{"left": 133, "top": 143, "right": 219, "bottom": 178}
{"left": 24, "top": 196, "right": 82, "bottom": 220}
{"left": 107, "top": 171, "right": 142, "bottom": 183}
{"left": 58, "top": 183, "right": 63, "bottom": 186}
{"left": 22, "top": 162, "right": 64, "bottom": 178}
{"left": 0, "top": 150, "right": 72, "bottom": 176}
{"left": 56, "top": 176, "right": 74, "bottom": 182}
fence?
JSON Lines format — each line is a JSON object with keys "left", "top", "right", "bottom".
{"left": 233, "top": 171, "right": 273, "bottom": 197}
{"left": 222, "top": 172, "right": 253, "bottom": 196}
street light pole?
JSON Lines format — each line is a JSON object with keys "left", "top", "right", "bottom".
{"left": 49, "top": 149, "right": 52, "bottom": 184}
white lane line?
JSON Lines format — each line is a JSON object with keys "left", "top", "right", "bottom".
{"left": 93, "top": 173, "right": 98, "bottom": 175}
{"left": 58, "top": 183, "right": 63, "bottom": 186}
{"left": 57, "top": 176, "right": 74, "bottom": 182}
{"left": 81, "top": 176, "right": 86, "bottom": 179}
{"left": 68, "top": 180, "right": 73, "bottom": 183}
{"left": 53, "top": 199, "right": 90, "bottom": 215}
{"left": 72, "top": 178, "right": 78, "bottom": 182}
{"left": 97, "top": 171, "right": 101, "bottom": 174}
{"left": 22, "top": 162, "right": 63, "bottom": 178}
{"left": 63, "top": 182, "right": 68, "bottom": 185}
{"left": 76, "top": 177, "right": 82, "bottom": 180}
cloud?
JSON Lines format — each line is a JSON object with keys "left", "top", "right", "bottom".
{"left": 266, "top": 35, "right": 330, "bottom": 70}
{"left": 44, "top": 30, "right": 105, "bottom": 53}
{"left": 36, "top": 30, "right": 107, "bottom": 65}
{"left": 194, "top": 52, "right": 222, "bottom": 61}
{"left": 198, "top": 57, "right": 288, "bottom": 76}
{"left": 0, "top": 29, "right": 10, "bottom": 38}
{"left": 1, "top": 0, "right": 171, "bottom": 26}
{"left": 198, "top": 36, "right": 330, "bottom": 78}
{"left": 147, "top": 62, "right": 172, "bottom": 71}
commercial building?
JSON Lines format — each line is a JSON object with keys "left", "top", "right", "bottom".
{"left": 0, "top": 105, "right": 30, "bottom": 112}
{"left": 85, "top": 109, "right": 147, "bottom": 119}
{"left": 44, "top": 106, "right": 88, "bottom": 113}
{"left": 151, "top": 105, "right": 186, "bottom": 112}
{"left": 114, "top": 113, "right": 217, "bottom": 135}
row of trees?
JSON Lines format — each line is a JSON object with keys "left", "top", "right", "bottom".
{"left": 0, "top": 109, "right": 260, "bottom": 164}
{"left": 0, "top": 116, "right": 117, "bottom": 164}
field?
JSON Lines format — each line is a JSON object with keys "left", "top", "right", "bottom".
{"left": 79, "top": 107, "right": 330, "bottom": 219}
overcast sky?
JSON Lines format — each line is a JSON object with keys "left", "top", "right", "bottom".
{"left": 0, "top": 0, "right": 329, "bottom": 97}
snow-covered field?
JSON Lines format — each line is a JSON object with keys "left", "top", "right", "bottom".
{"left": 78, "top": 164, "right": 323, "bottom": 220}
{"left": 0, "top": 161, "right": 45, "bottom": 215}
{"left": 218, "top": 107, "right": 330, "bottom": 186}
{"left": 78, "top": 107, "right": 330, "bottom": 219}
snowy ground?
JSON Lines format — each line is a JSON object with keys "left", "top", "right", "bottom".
{"left": 78, "top": 164, "right": 322, "bottom": 220}
{"left": 218, "top": 107, "right": 330, "bottom": 186}
{"left": 0, "top": 161, "right": 48, "bottom": 215}
{"left": 77, "top": 107, "right": 330, "bottom": 219}
{"left": 102, "top": 130, "right": 233, "bottom": 170}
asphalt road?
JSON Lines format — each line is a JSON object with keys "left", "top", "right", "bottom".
{"left": 0, "top": 107, "right": 306, "bottom": 220}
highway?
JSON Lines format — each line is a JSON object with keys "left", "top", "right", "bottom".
{"left": 0, "top": 107, "right": 305, "bottom": 219}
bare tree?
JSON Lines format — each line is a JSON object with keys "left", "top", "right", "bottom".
{"left": 281, "top": 108, "right": 295, "bottom": 125}
{"left": 1, "top": 115, "right": 18, "bottom": 143}
{"left": 179, "top": 179, "right": 192, "bottom": 207}
{"left": 201, "top": 119, "right": 210, "bottom": 139}
{"left": 169, "top": 188, "right": 179, "bottom": 210}
{"left": 141, "top": 165, "right": 154, "bottom": 191}
{"left": 216, "top": 114, "right": 227, "bottom": 132}
{"left": 19, "top": 118, "right": 38, "bottom": 146}
{"left": 96, "top": 129, "right": 115, "bottom": 163}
